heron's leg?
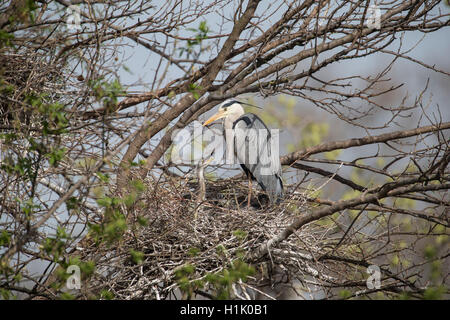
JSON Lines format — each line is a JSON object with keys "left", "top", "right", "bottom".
{"left": 247, "top": 177, "right": 252, "bottom": 208}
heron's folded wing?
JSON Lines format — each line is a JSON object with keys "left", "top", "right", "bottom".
{"left": 233, "top": 114, "right": 281, "bottom": 178}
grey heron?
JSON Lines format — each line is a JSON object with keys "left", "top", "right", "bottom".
{"left": 203, "top": 99, "right": 283, "bottom": 205}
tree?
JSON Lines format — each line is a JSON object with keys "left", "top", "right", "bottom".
{"left": 0, "top": 0, "right": 448, "bottom": 300}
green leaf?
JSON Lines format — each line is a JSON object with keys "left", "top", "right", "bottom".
{"left": 130, "top": 249, "right": 144, "bottom": 264}
{"left": 423, "top": 286, "right": 446, "bottom": 300}
{"left": 100, "top": 290, "right": 115, "bottom": 300}
{"left": 96, "top": 172, "right": 110, "bottom": 183}
{"left": 188, "top": 247, "right": 201, "bottom": 257}
{"left": 137, "top": 216, "right": 148, "bottom": 227}
{"left": 232, "top": 229, "right": 247, "bottom": 241}
{"left": 0, "top": 230, "right": 11, "bottom": 247}
{"left": 338, "top": 289, "right": 352, "bottom": 299}
{"left": 60, "top": 292, "right": 75, "bottom": 300}
{"left": 0, "top": 30, "right": 14, "bottom": 48}
{"left": 424, "top": 244, "right": 437, "bottom": 259}
{"left": 130, "top": 179, "right": 146, "bottom": 192}
{"left": 96, "top": 196, "right": 112, "bottom": 207}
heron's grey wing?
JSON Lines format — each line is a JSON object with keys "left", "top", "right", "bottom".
{"left": 232, "top": 113, "right": 283, "bottom": 203}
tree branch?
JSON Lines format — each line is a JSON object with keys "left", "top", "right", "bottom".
{"left": 281, "top": 122, "right": 450, "bottom": 166}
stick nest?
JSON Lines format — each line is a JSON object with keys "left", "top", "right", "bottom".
{"left": 73, "top": 171, "right": 355, "bottom": 300}
{"left": 0, "top": 49, "right": 64, "bottom": 126}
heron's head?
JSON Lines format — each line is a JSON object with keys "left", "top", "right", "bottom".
{"left": 202, "top": 100, "right": 245, "bottom": 126}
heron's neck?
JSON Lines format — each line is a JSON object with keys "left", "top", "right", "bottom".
{"left": 223, "top": 114, "right": 241, "bottom": 164}
{"left": 224, "top": 112, "right": 242, "bottom": 131}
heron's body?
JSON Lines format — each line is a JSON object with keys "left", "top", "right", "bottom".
{"left": 203, "top": 99, "right": 283, "bottom": 204}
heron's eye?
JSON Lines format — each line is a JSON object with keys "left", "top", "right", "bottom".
{"left": 223, "top": 107, "right": 227, "bottom": 111}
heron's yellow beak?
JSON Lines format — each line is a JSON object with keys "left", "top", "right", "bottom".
{"left": 202, "top": 109, "right": 227, "bottom": 126}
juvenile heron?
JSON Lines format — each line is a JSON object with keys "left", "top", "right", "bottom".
{"left": 203, "top": 99, "right": 283, "bottom": 205}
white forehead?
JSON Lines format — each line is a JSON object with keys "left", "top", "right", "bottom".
{"left": 219, "top": 99, "right": 244, "bottom": 112}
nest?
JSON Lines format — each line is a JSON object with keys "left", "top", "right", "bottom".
{"left": 0, "top": 49, "right": 64, "bottom": 127}
{"left": 72, "top": 172, "right": 352, "bottom": 300}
